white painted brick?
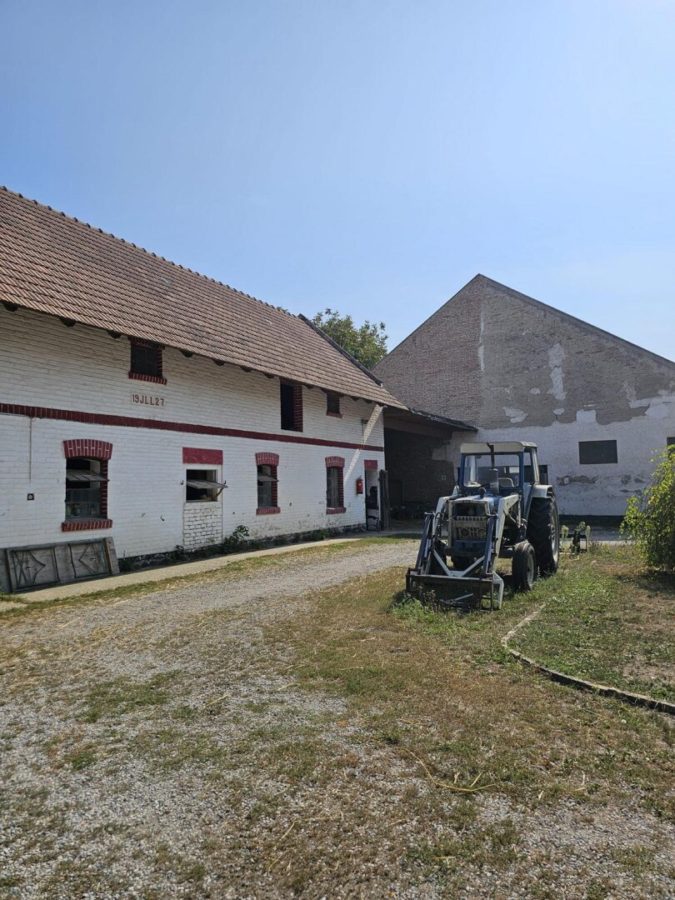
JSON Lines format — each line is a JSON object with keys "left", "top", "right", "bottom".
{"left": 0, "top": 308, "right": 386, "bottom": 557}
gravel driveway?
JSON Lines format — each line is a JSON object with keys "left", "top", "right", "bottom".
{"left": 0, "top": 540, "right": 418, "bottom": 899}
{"left": 1, "top": 538, "right": 672, "bottom": 899}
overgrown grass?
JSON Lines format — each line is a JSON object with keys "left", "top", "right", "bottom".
{"left": 273, "top": 556, "right": 674, "bottom": 816}
{"left": 510, "top": 544, "right": 675, "bottom": 701}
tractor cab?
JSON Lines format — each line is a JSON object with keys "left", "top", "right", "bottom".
{"left": 456, "top": 441, "right": 540, "bottom": 502}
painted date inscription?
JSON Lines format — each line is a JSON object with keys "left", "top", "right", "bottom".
{"left": 131, "top": 393, "right": 165, "bottom": 407}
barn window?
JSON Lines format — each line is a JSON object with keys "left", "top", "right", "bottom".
{"left": 578, "top": 440, "right": 618, "bottom": 465}
{"left": 185, "top": 469, "right": 226, "bottom": 502}
{"left": 65, "top": 457, "right": 108, "bottom": 520}
{"left": 667, "top": 437, "right": 675, "bottom": 447}
{"left": 325, "top": 456, "right": 345, "bottom": 513}
{"left": 130, "top": 338, "right": 165, "bottom": 383}
{"left": 326, "top": 392, "right": 341, "bottom": 416}
{"left": 62, "top": 440, "right": 113, "bottom": 531}
{"left": 280, "top": 381, "right": 303, "bottom": 431}
{"left": 256, "top": 453, "right": 279, "bottom": 514}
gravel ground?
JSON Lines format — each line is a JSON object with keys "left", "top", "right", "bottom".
{"left": 0, "top": 539, "right": 673, "bottom": 899}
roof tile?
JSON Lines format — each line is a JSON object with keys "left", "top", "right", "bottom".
{"left": 0, "top": 187, "right": 404, "bottom": 408}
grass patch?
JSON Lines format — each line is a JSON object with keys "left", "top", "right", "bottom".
{"left": 273, "top": 555, "right": 674, "bottom": 819}
{"left": 130, "top": 726, "right": 231, "bottom": 773}
{"left": 510, "top": 544, "right": 675, "bottom": 701}
{"left": 77, "top": 672, "right": 179, "bottom": 723}
{"left": 410, "top": 817, "right": 522, "bottom": 873}
{"left": 65, "top": 745, "right": 98, "bottom": 771}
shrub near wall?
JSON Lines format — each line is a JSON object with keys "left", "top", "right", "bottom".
{"left": 622, "top": 448, "right": 675, "bottom": 571}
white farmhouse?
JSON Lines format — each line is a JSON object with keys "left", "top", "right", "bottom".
{"left": 0, "top": 187, "right": 404, "bottom": 590}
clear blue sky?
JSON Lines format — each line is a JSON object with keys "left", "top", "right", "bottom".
{"left": 2, "top": 0, "right": 674, "bottom": 360}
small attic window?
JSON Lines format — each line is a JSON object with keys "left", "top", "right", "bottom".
{"left": 280, "top": 381, "right": 303, "bottom": 431}
{"left": 130, "top": 338, "right": 166, "bottom": 384}
{"left": 326, "top": 392, "right": 341, "bottom": 416}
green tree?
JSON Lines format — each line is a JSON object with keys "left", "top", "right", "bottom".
{"left": 621, "top": 448, "right": 675, "bottom": 571}
{"left": 311, "top": 308, "right": 388, "bottom": 369}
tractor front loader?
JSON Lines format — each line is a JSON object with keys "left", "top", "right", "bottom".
{"left": 406, "top": 441, "right": 559, "bottom": 610}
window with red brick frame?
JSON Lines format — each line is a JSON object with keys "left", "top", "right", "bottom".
{"left": 62, "top": 439, "right": 113, "bottom": 531}
{"left": 129, "top": 338, "right": 166, "bottom": 385}
{"left": 280, "top": 381, "right": 303, "bottom": 431}
{"left": 256, "top": 452, "right": 280, "bottom": 514}
{"left": 325, "top": 456, "right": 345, "bottom": 513}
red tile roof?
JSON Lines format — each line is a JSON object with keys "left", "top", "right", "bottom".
{"left": 0, "top": 187, "right": 405, "bottom": 407}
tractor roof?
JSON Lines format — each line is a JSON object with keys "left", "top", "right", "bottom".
{"left": 460, "top": 441, "right": 537, "bottom": 454}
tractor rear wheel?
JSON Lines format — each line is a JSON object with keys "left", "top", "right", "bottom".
{"left": 528, "top": 498, "right": 560, "bottom": 576}
{"left": 512, "top": 541, "right": 536, "bottom": 591}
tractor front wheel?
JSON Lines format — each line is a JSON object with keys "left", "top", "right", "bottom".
{"left": 512, "top": 541, "right": 536, "bottom": 591}
{"left": 528, "top": 498, "right": 560, "bottom": 576}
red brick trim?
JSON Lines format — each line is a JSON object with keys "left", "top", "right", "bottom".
{"left": 325, "top": 456, "right": 345, "bottom": 468}
{"left": 256, "top": 452, "right": 280, "bottom": 466}
{"left": 0, "top": 404, "right": 384, "bottom": 452}
{"left": 256, "top": 506, "right": 281, "bottom": 515}
{"left": 128, "top": 371, "right": 167, "bottom": 385}
{"left": 62, "top": 518, "right": 113, "bottom": 532}
{"left": 326, "top": 507, "right": 346, "bottom": 515}
{"left": 183, "top": 447, "right": 223, "bottom": 465}
{"left": 63, "top": 439, "right": 113, "bottom": 460}
{"left": 326, "top": 411, "right": 343, "bottom": 418}
{"left": 364, "top": 459, "right": 379, "bottom": 471}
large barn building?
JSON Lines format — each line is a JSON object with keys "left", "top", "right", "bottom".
{"left": 375, "top": 275, "right": 675, "bottom": 516}
{"left": 0, "top": 187, "right": 405, "bottom": 591}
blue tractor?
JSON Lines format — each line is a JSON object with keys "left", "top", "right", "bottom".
{"left": 406, "top": 441, "right": 560, "bottom": 609}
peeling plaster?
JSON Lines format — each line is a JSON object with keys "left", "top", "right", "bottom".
{"left": 503, "top": 407, "right": 527, "bottom": 423}
{"left": 553, "top": 408, "right": 565, "bottom": 416}
{"left": 547, "top": 343, "right": 566, "bottom": 401}
{"left": 624, "top": 386, "right": 675, "bottom": 420}
{"left": 529, "top": 387, "right": 541, "bottom": 395}
{"left": 576, "top": 409, "right": 597, "bottom": 424}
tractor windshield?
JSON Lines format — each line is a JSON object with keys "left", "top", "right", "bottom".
{"left": 461, "top": 453, "right": 523, "bottom": 493}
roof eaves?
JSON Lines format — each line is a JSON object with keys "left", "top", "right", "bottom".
{"left": 406, "top": 407, "right": 478, "bottom": 431}
{"left": 4, "top": 300, "right": 396, "bottom": 407}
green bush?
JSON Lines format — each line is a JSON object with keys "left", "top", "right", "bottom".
{"left": 621, "top": 448, "right": 675, "bottom": 570}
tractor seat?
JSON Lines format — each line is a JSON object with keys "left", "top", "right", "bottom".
{"left": 498, "top": 477, "right": 515, "bottom": 489}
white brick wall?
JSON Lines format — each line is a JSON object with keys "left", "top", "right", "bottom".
{"left": 0, "top": 307, "right": 386, "bottom": 558}
{"left": 183, "top": 503, "right": 223, "bottom": 551}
